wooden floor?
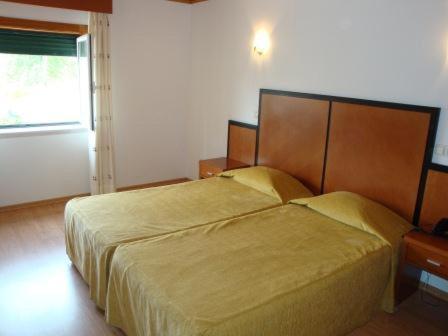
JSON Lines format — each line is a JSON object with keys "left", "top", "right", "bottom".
{"left": 0, "top": 203, "right": 447, "bottom": 336}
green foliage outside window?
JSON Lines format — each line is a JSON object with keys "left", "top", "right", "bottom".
{"left": 0, "top": 54, "right": 79, "bottom": 127}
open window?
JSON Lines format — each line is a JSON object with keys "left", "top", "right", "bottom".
{"left": 77, "top": 34, "right": 94, "bottom": 130}
{"left": 0, "top": 28, "right": 92, "bottom": 129}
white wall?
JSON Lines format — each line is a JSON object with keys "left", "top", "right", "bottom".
{"left": 110, "top": 0, "right": 191, "bottom": 188}
{"left": 0, "top": 1, "right": 90, "bottom": 206}
{"left": 188, "top": 0, "right": 448, "bottom": 177}
{"left": 188, "top": 0, "right": 448, "bottom": 291}
{"left": 0, "top": 130, "right": 90, "bottom": 206}
{"left": 0, "top": 0, "right": 192, "bottom": 205}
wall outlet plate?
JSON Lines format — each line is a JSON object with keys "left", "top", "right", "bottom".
{"left": 435, "top": 144, "right": 444, "bottom": 156}
{"left": 434, "top": 144, "right": 448, "bottom": 157}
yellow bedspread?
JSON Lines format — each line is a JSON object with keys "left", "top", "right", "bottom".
{"left": 65, "top": 177, "right": 280, "bottom": 309}
{"left": 106, "top": 205, "right": 393, "bottom": 336}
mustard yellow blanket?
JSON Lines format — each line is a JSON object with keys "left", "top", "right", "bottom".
{"left": 65, "top": 177, "right": 281, "bottom": 309}
{"left": 106, "top": 205, "right": 393, "bottom": 336}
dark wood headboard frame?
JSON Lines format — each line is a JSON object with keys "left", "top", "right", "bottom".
{"left": 254, "top": 89, "right": 440, "bottom": 225}
{"left": 428, "top": 162, "right": 448, "bottom": 172}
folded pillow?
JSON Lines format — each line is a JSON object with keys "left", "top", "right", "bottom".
{"left": 290, "top": 191, "right": 413, "bottom": 244}
{"left": 219, "top": 166, "right": 313, "bottom": 203}
{"left": 291, "top": 191, "right": 413, "bottom": 313}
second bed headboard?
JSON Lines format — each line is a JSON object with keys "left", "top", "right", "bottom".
{"left": 255, "top": 89, "right": 440, "bottom": 224}
{"left": 227, "top": 120, "right": 257, "bottom": 165}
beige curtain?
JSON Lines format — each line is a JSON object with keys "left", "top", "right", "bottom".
{"left": 88, "top": 12, "right": 116, "bottom": 195}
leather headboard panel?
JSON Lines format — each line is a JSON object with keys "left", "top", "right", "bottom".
{"left": 257, "top": 93, "right": 330, "bottom": 195}
{"left": 324, "top": 102, "right": 431, "bottom": 222}
{"left": 419, "top": 167, "right": 448, "bottom": 232}
{"left": 227, "top": 121, "right": 257, "bottom": 165}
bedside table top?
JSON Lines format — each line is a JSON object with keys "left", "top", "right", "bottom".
{"left": 405, "top": 230, "right": 448, "bottom": 258}
{"left": 199, "top": 157, "right": 250, "bottom": 171}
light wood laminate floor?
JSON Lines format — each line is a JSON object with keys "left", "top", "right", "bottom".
{"left": 0, "top": 203, "right": 447, "bottom": 336}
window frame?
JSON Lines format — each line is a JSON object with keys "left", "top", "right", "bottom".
{"left": 0, "top": 121, "right": 81, "bottom": 129}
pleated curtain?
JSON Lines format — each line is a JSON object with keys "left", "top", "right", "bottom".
{"left": 88, "top": 12, "right": 116, "bottom": 195}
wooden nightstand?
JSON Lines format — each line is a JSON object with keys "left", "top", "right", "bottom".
{"left": 199, "top": 157, "right": 250, "bottom": 179}
{"left": 397, "top": 230, "right": 448, "bottom": 303}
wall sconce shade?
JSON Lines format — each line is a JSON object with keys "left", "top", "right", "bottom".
{"left": 253, "top": 30, "right": 270, "bottom": 55}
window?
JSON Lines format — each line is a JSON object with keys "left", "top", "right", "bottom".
{"left": 0, "top": 29, "right": 84, "bottom": 129}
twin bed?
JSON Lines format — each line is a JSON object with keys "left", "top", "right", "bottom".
{"left": 65, "top": 167, "right": 311, "bottom": 309}
{"left": 65, "top": 90, "right": 440, "bottom": 336}
{"left": 105, "top": 192, "right": 411, "bottom": 336}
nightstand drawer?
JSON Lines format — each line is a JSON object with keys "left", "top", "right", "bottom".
{"left": 199, "top": 157, "right": 250, "bottom": 179}
{"left": 199, "top": 162, "right": 223, "bottom": 179}
{"left": 406, "top": 243, "right": 448, "bottom": 278}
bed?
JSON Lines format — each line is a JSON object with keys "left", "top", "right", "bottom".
{"left": 65, "top": 167, "right": 312, "bottom": 309}
{"left": 105, "top": 192, "right": 412, "bottom": 336}
{"left": 103, "top": 89, "right": 440, "bottom": 335}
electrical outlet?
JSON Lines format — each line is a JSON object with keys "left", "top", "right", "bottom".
{"left": 434, "top": 144, "right": 448, "bottom": 157}
{"left": 435, "top": 144, "right": 444, "bottom": 156}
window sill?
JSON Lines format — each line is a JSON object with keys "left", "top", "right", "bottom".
{"left": 0, "top": 124, "right": 89, "bottom": 138}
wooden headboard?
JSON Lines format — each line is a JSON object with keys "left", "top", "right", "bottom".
{"left": 419, "top": 163, "right": 448, "bottom": 232}
{"left": 227, "top": 120, "right": 257, "bottom": 165}
{"left": 256, "top": 93, "right": 329, "bottom": 195}
{"left": 254, "top": 89, "right": 440, "bottom": 224}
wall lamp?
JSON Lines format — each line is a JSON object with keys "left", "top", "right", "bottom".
{"left": 253, "top": 30, "right": 270, "bottom": 56}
